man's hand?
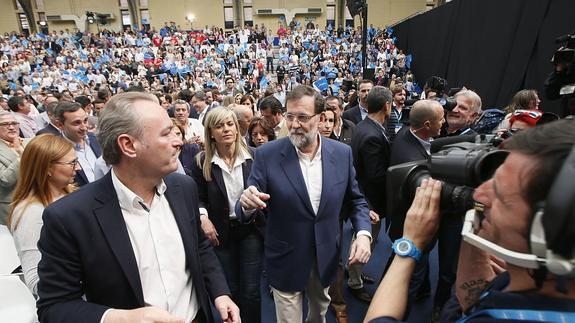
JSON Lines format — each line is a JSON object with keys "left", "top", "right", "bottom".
{"left": 214, "top": 295, "right": 241, "bottom": 323}
{"left": 369, "top": 210, "right": 380, "bottom": 224}
{"left": 239, "top": 185, "right": 270, "bottom": 211}
{"left": 403, "top": 178, "right": 442, "bottom": 250}
{"left": 348, "top": 235, "right": 371, "bottom": 265}
{"left": 200, "top": 216, "right": 219, "bottom": 246}
{"left": 104, "top": 307, "right": 184, "bottom": 323}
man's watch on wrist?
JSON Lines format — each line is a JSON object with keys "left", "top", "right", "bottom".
{"left": 392, "top": 237, "right": 422, "bottom": 262}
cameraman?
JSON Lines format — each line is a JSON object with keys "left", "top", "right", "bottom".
{"left": 445, "top": 90, "right": 482, "bottom": 136}
{"left": 365, "top": 119, "right": 575, "bottom": 322}
{"left": 544, "top": 47, "right": 575, "bottom": 116}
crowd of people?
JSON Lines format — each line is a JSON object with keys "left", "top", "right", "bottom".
{"left": 1, "top": 17, "right": 575, "bottom": 323}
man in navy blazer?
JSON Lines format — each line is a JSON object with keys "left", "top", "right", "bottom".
{"left": 238, "top": 85, "right": 372, "bottom": 323}
{"left": 54, "top": 101, "right": 102, "bottom": 186}
{"left": 37, "top": 92, "right": 239, "bottom": 323}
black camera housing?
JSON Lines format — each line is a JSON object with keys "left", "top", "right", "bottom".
{"left": 386, "top": 140, "right": 509, "bottom": 228}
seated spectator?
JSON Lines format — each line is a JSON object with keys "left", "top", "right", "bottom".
{"left": 8, "top": 134, "right": 79, "bottom": 296}
{"left": 0, "top": 112, "right": 27, "bottom": 225}
{"left": 247, "top": 117, "right": 275, "bottom": 147}
{"left": 498, "top": 89, "right": 541, "bottom": 129}
{"left": 508, "top": 109, "right": 543, "bottom": 130}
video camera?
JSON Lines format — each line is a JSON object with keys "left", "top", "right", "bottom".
{"left": 552, "top": 33, "right": 575, "bottom": 66}
{"left": 386, "top": 135, "right": 509, "bottom": 221}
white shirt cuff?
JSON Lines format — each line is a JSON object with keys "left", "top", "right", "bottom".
{"left": 357, "top": 230, "right": 372, "bottom": 242}
{"left": 199, "top": 208, "right": 208, "bottom": 217}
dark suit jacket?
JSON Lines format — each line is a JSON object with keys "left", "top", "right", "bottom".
{"left": 389, "top": 127, "right": 429, "bottom": 167}
{"left": 236, "top": 137, "right": 371, "bottom": 291}
{"left": 351, "top": 117, "right": 391, "bottom": 216}
{"left": 335, "top": 118, "right": 356, "bottom": 146}
{"left": 36, "top": 173, "right": 229, "bottom": 323}
{"left": 388, "top": 127, "right": 430, "bottom": 241}
{"left": 191, "top": 152, "right": 264, "bottom": 246}
{"left": 36, "top": 123, "right": 61, "bottom": 136}
{"left": 342, "top": 105, "right": 362, "bottom": 125}
{"left": 75, "top": 132, "right": 102, "bottom": 187}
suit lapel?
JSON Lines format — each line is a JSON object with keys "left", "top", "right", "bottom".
{"left": 93, "top": 175, "right": 144, "bottom": 306}
{"left": 279, "top": 140, "right": 315, "bottom": 215}
{"left": 211, "top": 165, "right": 228, "bottom": 199}
{"left": 407, "top": 130, "right": 430, "bottom": 157}
{"left": 316, "top": 140, "right": 336, "bottom": 216}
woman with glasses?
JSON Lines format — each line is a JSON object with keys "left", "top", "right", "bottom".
{"left": 8, "top": 134, "right": 79, "bottom": 297}
{"left": 191, "top": 107, "right": 264, "bottom": 323}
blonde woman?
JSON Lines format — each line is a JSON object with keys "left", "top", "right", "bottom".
{"left": 191, "top": 107, "right": 263, "bottom": 323}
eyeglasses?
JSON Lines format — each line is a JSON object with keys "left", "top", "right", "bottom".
{"left": 513, "top": 109, "right": 542, "bottom": 119}
{"left": 53, "top": 158, "right": 79, "bottom": 168}
{"left": 285, "top": 113, "right": 319, "bottom": 124}
{"left": 0, "top": 121, "right": 19, "bottom": 127}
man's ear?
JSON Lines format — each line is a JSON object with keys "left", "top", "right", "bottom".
{"left": 54, "top": 119, "right": 64, "bottom": 130}
{"left": 117, "top": 134, "right": 137, "bottom": 159}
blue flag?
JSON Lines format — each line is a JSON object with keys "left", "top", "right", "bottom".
{"left": 313, "top": 77, "right": 328, "bottom": 92}
{"left": 259, "top": 77, "right": 269, "bottom": 89}
{"left": 405, "top": 54, "right": 413, "bottom": 69}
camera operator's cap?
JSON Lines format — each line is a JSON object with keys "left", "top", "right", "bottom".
{"left": 510, "top": 109, "right": 543, "bottom": 128}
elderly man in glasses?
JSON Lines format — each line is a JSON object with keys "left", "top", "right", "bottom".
{"left": 0, "top": 111, "right": 26, "bottom": 225}
{"left": 238, "top": 85, "right": 372, "bottom": 323}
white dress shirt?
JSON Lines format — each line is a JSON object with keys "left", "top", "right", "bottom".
{"left": 295, "top": 136, "right": 371, "bottom": 239}
{"left": 210, "top": 149, "right": 252, "bottom": 219}
{"left": 109, "top": 169, "right": 199, "bottom": 322}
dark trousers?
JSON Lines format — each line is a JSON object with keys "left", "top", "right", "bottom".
{"left": 434, "top": 219, "right": 463, "bottom": 311}
{"left": 215, "top": 224, "right": 263, "bottom": 323}
{"left": 266, "top": 57, "right": 274, "bottom": 73}
{"left": 328, "top": 218, "right": 347, "bottom": 311}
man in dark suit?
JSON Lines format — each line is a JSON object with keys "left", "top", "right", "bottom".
{"left": 348, "top": 86, "right": 393, "bottom": 302}
{"left": 54, "top": 101, "right": 102, "bottom": 186}
{"left": 36, "top": 101, "right": 61, "bottom": 136}
{"left": 387, "top": 100, "right": 445, "bottom": 305}
{"left": 37, "top": 92, "right": 239, "bottom": 323}
{"left": 389, "top": 99, "right": 444, "bottom": 166}
{"left": 326, "top": 96, "right": 355, "bottom": 146}
{"left": 342, "top": 79, "right": 373, "bottom": 125}
{"left": 238, "top": 85, "right": 372, "bottom": 323}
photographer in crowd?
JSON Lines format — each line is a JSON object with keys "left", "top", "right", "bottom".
{"left": 544, "top": 32, "right": 575, "bottom": 116}
{"left": 365, "top": 118, "right": 575, "bottom": 322}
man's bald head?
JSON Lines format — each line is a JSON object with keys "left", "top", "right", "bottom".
{"left": 410, "top": 100, "right": 445, "bottom": 139}
{"left": 230, "top": 104, "right": 254, "bottom": 136}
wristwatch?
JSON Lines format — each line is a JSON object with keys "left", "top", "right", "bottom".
{"left": 392, "top": 238, "right": 422, "bottom": 262}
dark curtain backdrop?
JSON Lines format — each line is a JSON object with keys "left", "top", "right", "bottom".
{"left": 392, "top": 0, "right": 575, "bottom": 114}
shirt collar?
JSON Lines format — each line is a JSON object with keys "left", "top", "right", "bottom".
{"left": 211, "top": 147, "right": 252, "bottom": 170}
{"left": 294, "top": 133, "right": 322, "bottom": 161}
{"left": 111, "top": 168, "right": 167, "bottom": 213}
{"left": 410, "top": 128, "right": 431, "bottom": 154}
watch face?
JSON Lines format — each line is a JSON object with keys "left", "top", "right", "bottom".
{"left": 397, "top": 240, "right": 411, "bottom": 254}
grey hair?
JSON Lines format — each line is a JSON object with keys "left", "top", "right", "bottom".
{"left": 455, "top": 89, "right": 482, "bottom": 113}
{"left": 97, "top": 92, "right": 158, "bottom": 165}
{"left": 173, "top": 99, "right": 191, "bottom": 111}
